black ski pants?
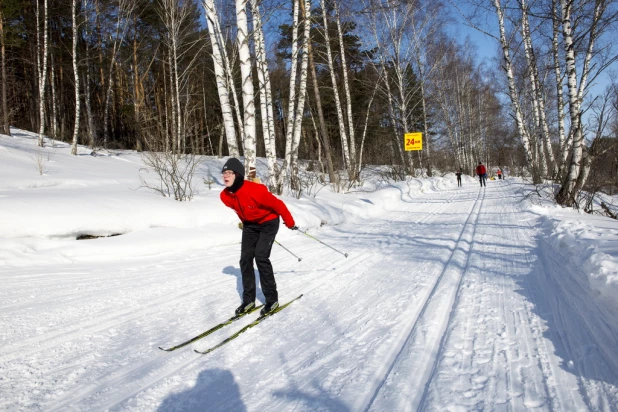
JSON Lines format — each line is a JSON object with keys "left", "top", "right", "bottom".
{"left": 457, "top": 177, "right": 462, "bottom": 187}
{"left": 479, "top": 174, "right": 487, "bottom": 187}
{"left": 239, "top": 217, "right": 279, "bottom": 305}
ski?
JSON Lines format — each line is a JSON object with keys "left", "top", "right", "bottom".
{"left": 158, "top": 304, "right": 264, "bottom": 352}
{"left": 194, "top": 294, "right": 304, "bottom": 355}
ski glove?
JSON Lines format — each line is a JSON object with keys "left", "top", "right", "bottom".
{"left": 290, "top": 225, "right": 299, "bottom": 231}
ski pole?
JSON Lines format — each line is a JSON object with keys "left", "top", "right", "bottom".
{"left": 275, "top": 240, "right": 302, "bottom": 262}
{"left": 300, "top": 230, "right": 348, "bottom": 258}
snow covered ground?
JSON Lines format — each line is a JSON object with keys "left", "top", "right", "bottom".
{"left": 2, "top": 129, "right": 618, "bottom": 411}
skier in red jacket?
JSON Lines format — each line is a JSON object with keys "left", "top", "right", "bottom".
{"left": 476, "top": 162, "right": 487, "bottom": 187}
{"left": 220, "top": 158, "right": 297, "bottom": 316}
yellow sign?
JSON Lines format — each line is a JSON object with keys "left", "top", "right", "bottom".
{"left": 404, "top": 132, "right": 423, "bottom": 151}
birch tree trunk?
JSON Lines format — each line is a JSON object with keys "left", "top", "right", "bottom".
{"left": 0, "top": 8, "right": 9, "bottom": 135}
{"left": 250, "top": 0, "right": 277, "bottom": 187}
{"left": 203, "top": 0, "right": 239, "bottom": 157}
{"left": 493, "top": 0, "right": 536, "bottom": 181}
{"left": 308, "top": 28, "right": 337, "bottom": 184}
{"left": 171, "top": 10, "right": 182, "bottom": 152}
{"left": 50, "top": 53, "right": 58, "bottom": 141}
{"left": 381, "top": 63, "right": 407, "bottom": 172}
{"left": 71, "top": 0, "right": 80, "bottom": 155}
{"left": 556, "top": 0, "right": 605, "bottom": 205}
{"left": 236, "top": 0, "right": 256, "bottom": 176}
{"left": 275, "top": 0, "right": 301, "bottom": 192}
{"left": 131, "top": 34, "right": 142, "bottom": 150}
{"left": 289, "top": 0, "right": 312, "bottom": 184}
{"left": 552, "top": 0, "right": 568, "bottom": 177}
{"left": 320, "top": 0, "right": 351, "bottom": 173}
{"left": 334, "top": 1, "right": 356, "bottom": 177}
{"left": 158, "top": 0, "right": 183, "bottom": 152}
{"left": 102, "top": 0, "right": 134, "bottom": 148}
{"left": 83, "top": 0, "right": 96, "bottom": 147}
{"left": 520, "top": 0, "right": 556, "bottom": 177}
{"left": 357, "top": 72, "right": 380, "bottom": 177}
{"left": 37, "top": 0, "right": 49, "bottom": 147}
{"left": 419, "top": 79, "right": 432, "bottom": 176}
{"left": 214, "top": 21, "right": 244, "bottom": 146}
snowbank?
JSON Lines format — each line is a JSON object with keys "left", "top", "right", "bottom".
{"left": 0, "top": 128, "right": 461, "bottom": 267}
{"left": 532, "top": 204, "right": 618, "bottom": 312}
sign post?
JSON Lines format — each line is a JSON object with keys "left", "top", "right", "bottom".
{"left": 404, "top": 132, "right": 423, "bottom": 151}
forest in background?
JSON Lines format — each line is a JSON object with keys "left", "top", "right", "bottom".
{"left": 0, "top": 0, "right": 617, "bottom": 208}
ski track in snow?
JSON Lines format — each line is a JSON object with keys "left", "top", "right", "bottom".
{"left": 2, "top": 181, "right": 618, "bottom": 411}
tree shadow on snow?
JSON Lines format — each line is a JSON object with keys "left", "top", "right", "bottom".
{"left": 157, "top": 369, "right": 246, "bottom": 412}
{"left": 222, "top": 265, "right": 265, "bottom": 303}
{"left": 271, "top": 381, "right": 351, "bottom": 412}
{"left": 271, "top": 354, "right": 351, "bottom": 412}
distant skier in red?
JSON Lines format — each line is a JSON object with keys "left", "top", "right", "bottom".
{"left": 476, "top": 162, "right": 487, "bottom": 187}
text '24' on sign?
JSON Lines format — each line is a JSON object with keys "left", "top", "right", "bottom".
{"left": 404, "top": 132, "right": 423, "bottom": 151}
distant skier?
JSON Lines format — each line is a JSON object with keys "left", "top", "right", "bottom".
{"left": 455, "top": 170, "right": 463, "bottom": 187}
{"left": 476, "top": 162, "right": 487, "bottom": 187}
{"left": 220, "top": 158, "right": 298, "bottom": 316}
{"left": 497, "top": 169, "right": 502, "bottom": 180}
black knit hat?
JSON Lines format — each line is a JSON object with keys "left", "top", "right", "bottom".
{"left": 222, "top": 158, "right": 245, "bottom": 177}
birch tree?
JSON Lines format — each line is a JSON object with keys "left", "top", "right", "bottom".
{"left": 334, "top": 1, "right": 357, "bottom": 177}
{"left": 519, "top": 0, "right": 556, "bottom": 176}
{"left": 36, "top": 0, "right": 49, "bottom": 147}
{"left": 0, "top": 6, "right": 9, "bottom": 135}
{"left": 250, "top": 0, "right": 277, "bottom": 187}
{"left": 556, "top": 0, "right": 615, "bottom": 205}
{"left": 551, "top": 0, "right": 568, "bottom": 176}
{"left": 307, "top": 15, "right": 338, "bottom": 184}
{"left": 236, "top": 0, "right": 257, "bottom": 176}
{"left": 492, "top": 0, "right": 537, "bottom": 181}
{"left": 320, "top": 0, "right": 352, "bottom": 175}
{"left": 289, "top": 0, "right": 312, "bottom": 185}
{"left": 202, "top": 0, "right": 239, "bottom": 157}
{"left": 275, "top": 0, "right": 312, "bottom": 193}
{"left": 70, "top": 0, "right": 80, "bottom": 155}
{"left": 49, "top": 51, "right": 60, "bottom": 140}
{"left": 101, "top": 0, "right": 135, "bottom": 148}
{"left": 157, "top": 0, "right": 201, "bottom": 153}
{"left": 81, "top": 0, "right": 96, "bottom": 147}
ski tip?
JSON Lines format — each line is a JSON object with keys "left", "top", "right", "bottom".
{"left": 158, "top": 346, "right": 172, "bottom": 352}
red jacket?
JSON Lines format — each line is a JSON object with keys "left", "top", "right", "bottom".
{"left": 220, "top": 181, "right": 295, "bottom": 228}
{"left": 476, "top": 165, "right": 486, "bottom": 175}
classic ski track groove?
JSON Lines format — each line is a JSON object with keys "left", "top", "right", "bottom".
{"left": 258, "top": 193, "right": 469, "bottom": 411}
{"left": 417, "top": 183, "right": 513, "bottom": 411}
{"left": 364, "top": 185, "right": 485, "bottom": 411}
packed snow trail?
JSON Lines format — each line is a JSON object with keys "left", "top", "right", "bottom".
{"left": 2, "top": 180, "right": 618, "bottom": 411}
